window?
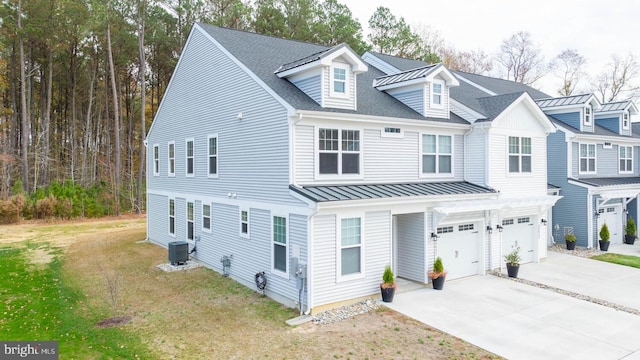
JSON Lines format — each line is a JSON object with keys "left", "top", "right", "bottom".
{"left": 458, "top": 224, "right": 474, "bottom": 231}
{"left": 384, "top": 127, "right": 401, "bottom": 134}
{"left": 623, "top": 113, "right": 630, "bottom": 130}
{"left": 185, "top": 139, "right": 194, "bottom": 177}
{"left": 517, "top": 217, "right": 530, "bottom": 224}
{"left": 620, "top": 145, "right": 633, "bottom": 173}
{"left": 272, "top": 216, "right": 287, "bottom": 273}
{"left": 579, "top": 143, "right": 596, "bottom": 173}
{"left": 584, "top": 106, "right": 591, "bottom": 125}
{"left": 508, "top": 136, "right": 532, "bottom": 173}
{"left": 169, "top": 198, "right": 175, "bottom": 236}
{"left": 202, "top": 203, "right": 211, "bottom": 232}
{"left": 340, "top": 218, "right": 362, "bottom": 276}
{"left": 502, "top": 219, "right": 514, "bottom": 226}
{"left": 208, "top": 134, "right": 218, "bottom": 177}
{"left": 422, "top": 134, "right": 452, "bottom": 174}
{"left": 331, "top": 64, "right": 349, "bottom": 97}
{"left": 153, "top": 144, "right": 159, "bottom": 176}
{"left": 168, "top": 141, "right": 175, "bottom": 176}
{"left": 437, "top": 226, "right": 453, "bottom": 234}
{"left": 603, "top": 142, "right": 612, "bottom": 149}
{"left": 186, "top": 201, "right": 194, "bottom": 240}
{"left": 318, "top": 128, "right": 360, "bottom": 175}
{"left": 431, "top": 80, "right": 444, "bottom": 108}
{"left": 240, "top": 209, "right": 249, "bottom": 238}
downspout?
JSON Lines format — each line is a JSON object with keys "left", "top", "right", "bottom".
{"left": 305, "top": 204, "right": 319, "bottom": 315}
{"left": 143, "top": 139, "right": 150, "bottom": 242}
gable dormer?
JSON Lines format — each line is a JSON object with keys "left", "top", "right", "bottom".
{"left": 595, "top": 100, "right": 639, "bottom": 136}
{"left": 275, "top": 44, "right": 367, "bottom": 111}
{"left": 535, "top": 93, "right": 601, "bottom": 133}
{"left": 372, "top": 64, "right": 459, "bottom": 119}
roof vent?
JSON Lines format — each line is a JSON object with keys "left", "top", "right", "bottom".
{"left": 168, "top": 241, "right": 189, "bottom": 265}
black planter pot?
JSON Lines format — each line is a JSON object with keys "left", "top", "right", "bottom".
{"left": 380, "top": 285, "right": 396, "bottom": 302}
{"left": 599, "top": 240, "right": 610, "bottom": 251}
{"left": 506, "top": 263, "right": 519, "bottom": 278}
{"left": 566, "top": 241, "right": 576, "bottom": 250}
{"left": 431, "top": 275, "right": 446, "bottom": 290}
{"left": 625, "top": 235, "right": 636, "bottom": 245}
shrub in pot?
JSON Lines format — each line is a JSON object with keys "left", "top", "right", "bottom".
{"left": 564, "top": 233, "right": 577, "bottom": 250}
{"left": 428, "top": 257, "right": 447, "bottom": 290}
{"left": 504, "top": 247, "right": 521, "bottom": 278}
{"left": 380, "top": 265, "right": 396, "bottom": 302}
{"left": 625, "top": 217, "right": 637, "bottom": 245}
{"left": 599, "top": 223, "right": 610, "bottom": 251}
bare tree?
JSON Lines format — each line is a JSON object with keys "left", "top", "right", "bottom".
{"left": 592, "top": 53, "right": 640, "bottom": 103}
{"left": 17, "top": 0, "right": 29, "bottom": 192}
{"left": 442, "top": 46, "right": 493, "bottom": 75}
{"left": 106, "top": 18, "right": 121, "bottom": 216}
{"left": 551, "top": 49, "right": 586, "bottom": 96}
{"left": 496, "top": 31, "right": 547, "bottom": 85}
{"left": 136, "top": 0, "right": 147, "bottom": 214}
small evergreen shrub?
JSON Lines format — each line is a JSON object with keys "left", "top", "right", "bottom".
{"left": 600, "top": 223, "right": 610, "bottom": 242}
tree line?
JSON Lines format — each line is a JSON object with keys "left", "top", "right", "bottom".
{"left": 1, "top": 0, "right": 638, "bottom": 220}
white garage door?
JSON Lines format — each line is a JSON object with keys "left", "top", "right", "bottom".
{"left": 501, "top": 217, "right": 535, "bottom": 264}
{"left": 598, "top": 206, "right": 622, "bottom": 244}
{"left": 436, "top": 222, "right": 480, "bottom": 280}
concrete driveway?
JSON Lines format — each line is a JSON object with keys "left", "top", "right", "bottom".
{"left": 384, "top": 247, "right": 640, "bottom": 360}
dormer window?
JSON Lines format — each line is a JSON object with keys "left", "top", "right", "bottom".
{"left": 584, "top": 106, "right": 591, "bottom": 125}
{"left": 623, "top": 112, "right": 630, "bottom": 129}
{"left": 431, "top": 80, "right": 444, "bottom": 108}
{"left": 331, "top": 64, "right": 349, "bottom": 98}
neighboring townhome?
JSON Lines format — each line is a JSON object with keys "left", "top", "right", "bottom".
{"left": 145, "top": 23, "right": 558, "bottom": 313}
{"left": 542, "top": 94, "right": 640, "bottom": 248}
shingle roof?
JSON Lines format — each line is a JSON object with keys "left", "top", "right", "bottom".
{"left": 572, "top": 177, "right": 640, "bottom": 187}
{"left": 373, "top": 64, "right": 438, "bottom": 87}
{"left": 475, "top": 92, "right": 526, "bottom": 122}
{"left": 452, "top": 70, "right": 550, "bottom": 100}
{"left": 290, "top": 182, "right": 496, "bottom": 202}
{"left": 536, "top": 94, "right": 593, "bottom": 108}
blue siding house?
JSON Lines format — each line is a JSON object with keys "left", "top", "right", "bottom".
{"left": 146, "top": 24, "right": 560, "bottom": 313}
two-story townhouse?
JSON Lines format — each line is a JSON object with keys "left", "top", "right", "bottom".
{"left": 146, "top": 23, "right": 558, "bottom": 314}
{"left": 541, "top": 94, "right": 640, "bottom": 248}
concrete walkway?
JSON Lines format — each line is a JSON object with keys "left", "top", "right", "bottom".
{"left": 384, "top": 245, "right": 640, "bottom": 360}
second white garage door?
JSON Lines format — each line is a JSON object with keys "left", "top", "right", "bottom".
{"left": 501, "top": 216, "right": 535, "bottom": 264}
{"left": 436, "top": 222, "right": 481, "bottom": 280}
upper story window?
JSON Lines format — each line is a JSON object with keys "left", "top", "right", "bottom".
{"left": 421, "top": 134, "right": 452, "bottom": 175}
{"left": 584, "top": 106, "right": 591, "bottom": 125}
{"left": 330, "top": 63, "right": 349, "bottom": 98}
{"left": 579, "top": 143, "right": 596, "bottom": 173}
{"left": 318, "top": 128, "right": 360, "bottom": 175}
{"left": 208, "top": 134, "right": 218, "bottom": 178}
{"left": 431, "top": 80, "right": 444, "bottom": 108}
{"left": 508, "top": 136, "right": 532, "bottom": 173}
{"left": 168, "top": 141, "right": 175, "bottom": 177}
{"left": 620, "top": 146, "right": 633, "bottom": 173}
{"left": 153, "top": 144, "right": 159, "bottom": 176}
{"left": 623, "top": 113, "right": 630, "bottom": 130}
{"left": 185, "top": 138, "right": 194, "bottom": 177}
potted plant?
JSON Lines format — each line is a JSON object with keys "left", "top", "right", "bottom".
{"left": 625, "top": 217, "right": 637, "bottom": 245}
{"left": 504, "top": 247, "right": 521, "bottom": 278}
{"left": 564, "top": 233, "right": 577, "bottom": 250}
{"left": 380, "top": 265, "right": 396, "bottom": 302}
{"left": 599, "top": 223, "right": 610, "bottom": 251}
{"left": 428, "top": 257, "right": 447, "bottom": 290}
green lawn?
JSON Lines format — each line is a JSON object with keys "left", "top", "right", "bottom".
{"left": 590, "top": 253, "right": 640, "bottom": 268}
{"left": 0, "top": 244, "right": 151, "bottom": 359}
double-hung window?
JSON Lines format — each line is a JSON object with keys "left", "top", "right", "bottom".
{"left": 623, "top": 113, "right": 630, "bottom": 130}
{"left": 153, "top": 144, "right": 159, "bottom": 176}
{"left": 240, "top": 209, "right": 249, "bottom": 238}
{"left": 168, "top": 141, "right": 175, "bottom": 176}
{"left": 421, "top": 134, "right": 452, "bottom": 174}
{"left": 202, "top": 203, "right": 211, "bottom": 232}
{"left": 431, "top": 80, "right": 444, "bottom": 108}
{"left": 168, "top": 198, "right": 175, "bottom": 236}
{"left": 584, "top": 106, "right": 591, "bottom": 125}
{"left": 272, "top": 216, "right": 287, "bottom": 274}
{"left": 186, "top": 201, "right": 194, "bottom": 240}
{"left": 185, "top": 138, "right": 194, "bottom": 177}
{"left": 580, "top": 143, "right": 596, "bottom": 173}
{"left": 318, "top": 128, "right": 360, "bottom": 175}
{"left": 208, "top": 134, "right": 218, "bottom": 177}
{"left": 340, "top": 217, "right": 362, "bottom": 277}
{"left": 620, "top": 146, "right": 633, "bottom": 173}
{"left": 331, "top": 64, "right": 349, "bottom": 97}
{"left": 508, "top": 136, "right": 532, "bottom": 173}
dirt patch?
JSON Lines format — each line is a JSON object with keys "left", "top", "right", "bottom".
{"left": 28, "top": 248, "right": 55, "bottom": 268}
{"left": 96, "top": 316, "right": 133, "bottom": 328}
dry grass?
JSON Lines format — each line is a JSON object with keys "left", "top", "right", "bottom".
{"left": 0, "top": 217, "right": 501, "bottom": 359}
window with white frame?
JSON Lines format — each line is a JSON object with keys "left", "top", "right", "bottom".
{"left": 508, "top": 136, "right": 532, "bottom": 173}
{"left": 620, "top": 145, "right": 633, "bottom": 173}
{"left": 168, "top": 141, "right": 175, "bottom": 176}
{"left": 579, "top": 143, "right": 596, "bottom": 173}
{"left": 186, "top": 201, "right": 194, "bottom": 240}
{"left": 340, "top": 217, "right": 362, "bottom": 277}
{"left": 185, "top": 139, "right": 194, "bottom": 177}
{"left": 623, "top": 113, "right": 630, "bottom": 129}
{"left": 318, "top": 128, "right": 360, "bottom": 175}
{"left": 422, "top": 134, "right": 452, "bottom": 174}
{"left": 431, "top": 80, "right": 444, "bottom": 108}
{"left": 208, "top": 134, "right": 218, "bottom": 177}
{"left": 240, "top": 209, "right": 249, "bottom": 238}
{"left": 272, "top": 216, "right": 287, "bottom": 273}
{"left": 202, "top": 203, "right": 211, "bottom": 232}
{"left": 153, "top": 144, "right": 159, "bottom": 176}
{"left": 331, "top": 64, "right": 349, "bottom": 97}
{"left": 169, "top": 198, "right": 175, "bottom": 236}
{"left": 584, "top": 106, "right": 591, "bottom": 125}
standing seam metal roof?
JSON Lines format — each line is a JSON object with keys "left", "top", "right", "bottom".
{"left": 373, "top": 64, "right": 438, "bottom": 87}
{"left": 536, "top": 94, "right": 593, "bottom": 108}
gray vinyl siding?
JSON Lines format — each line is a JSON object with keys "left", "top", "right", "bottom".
{"left": 550, "top": 111, "right": 580, "bottom": 130}
{"left": 364, "top": 130, "right": 419, "bottom": 181}
{"left": 546, "top": 131, "right": 567, "bottom": 186}
{"left": 464, "top": 128, "right": 486, "bottom": 186}
{"left": 552, "top": 184, "right": 589, "bottom": 247}
{"left": 571, "top": 142, "right": 579, "bottom": 177}
{"left": 424, "top": 81, "right": 449, "bottom": 119}
{"left": 598, "top": 144, "right": 619, "bottom": 175}
{"left": 396, "top": 213, "right": 425, "bottom": 282}
{"left": 294, "top": 125, "right": 315, "bottom": 183}
{"left": 387, "top": 88, "right": 424, "bottom": 116}
{"left": 361, "top": 52, "right": 398, "bottom": 75}
{"left": 147, "top": 193, "right": 170, "bottom": 246}
{"left": 596, "top": 116, "right": 620, "bottom": 134}
{"left": 322, "top": 63, "right": 357, "bottom": 110}
{"left": 146, "top": 27, "right": 298, "bottom": 206}
{"left": 291, "top": 75, "right": 321, "bottom": 105}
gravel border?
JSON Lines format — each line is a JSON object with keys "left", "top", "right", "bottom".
{"left": 312, "top": 299, "right": 381, "bottom": 325}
